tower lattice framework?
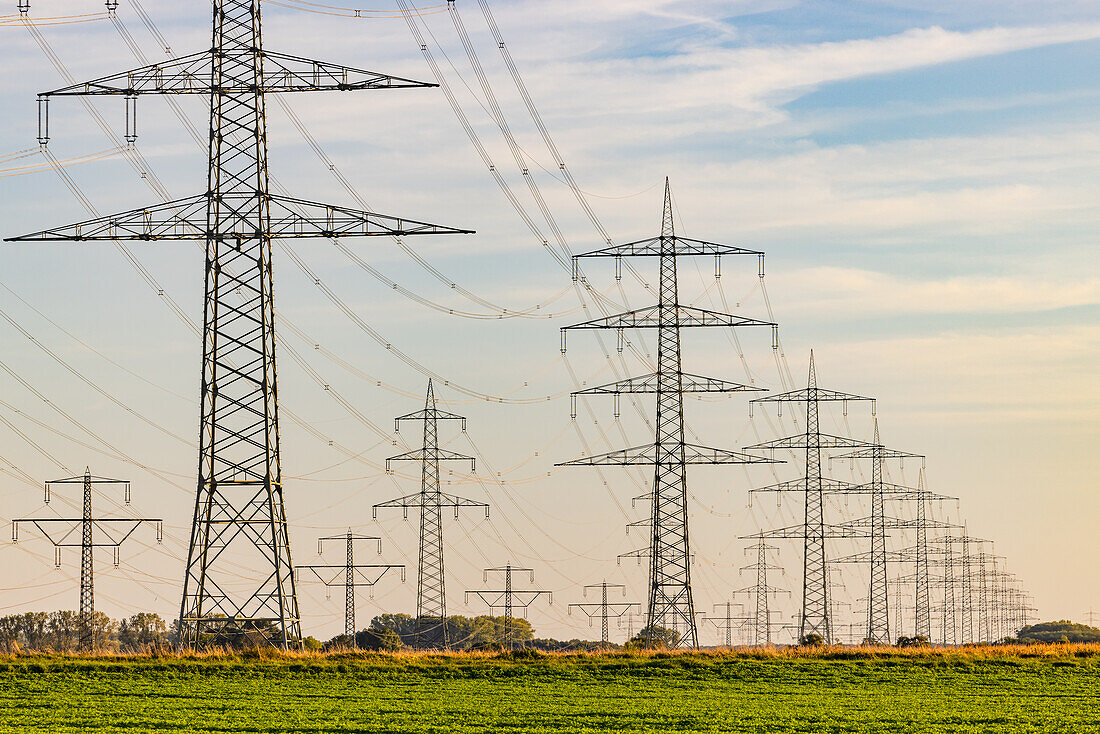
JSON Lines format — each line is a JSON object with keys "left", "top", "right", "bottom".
{"left": 374, "top": 380, "right": 487, "bottom": 649}
{"left": 559, "top": 180, "right": 777, "bottom": 648}
{"left": 746, "top": 352, "right": 874, "bottom": 643}
{"left": 9, "top": 1, "right": 470, "bottom": 647}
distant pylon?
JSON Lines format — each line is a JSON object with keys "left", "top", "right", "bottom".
{"left": 374, "top": 380, "right": 487, "bottom": 649}
{"left": 703, "top": 601, "right": 750, "bottom": 647}
{"left": 466, "top": 564, "right": 551, "bottom": 650}
{"left": 13, "top": 468, "right": 162, "bottom": 649}
{"left": 7, "top": 1, "right": 471, "bottom": 649}
{"left": 747, "top": 352, "right": 874, "bottom": 643}
{"left": 559, "top": 180, "right": 778, "bottom": 648}
{"left": 297, "top": 531, "right": 404, "bottom": 639}
{"left": 734, "top": 539, "right": 788, "bottom": 646}
{"left": 833, "top": 419, "right": 923, "bottom": 644}
{"left": 568, "top": 581, "right": 639, "bottom": 646}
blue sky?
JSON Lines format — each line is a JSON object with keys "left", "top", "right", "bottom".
{"left": 0, "top": 0, "right": 1096, "bottom": 642}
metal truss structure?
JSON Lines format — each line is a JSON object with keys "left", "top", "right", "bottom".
{"left": 559, "top": 180, "right": 777, "bottom": 648}
{"left": 745, "top": 352, "right": 874, "bottom": 643}
{"left": 13, "top": 469, "right": 162, "bottom": 649}
{"left": 734, "top": 539, "right": 788, "bottom": 646}
{"left": 466, "top": 564, "right": 551, "bottom": 650}
{"left": 568, "top": 582, "right": 639, "bottom": 646}
{"left": 7, "top": 1, "right": 470, "bottom": 648}
{"left": 374, "top": 380, "right": 487, "bottom": 649}
{"left": 297, "top": 531, "right": 404, "bottom": 639}
{"left": 832, "top": 421, "right": 922, "bottom": 644}
{"left": 702, "top": 601, "right": 750, "bottom": 647}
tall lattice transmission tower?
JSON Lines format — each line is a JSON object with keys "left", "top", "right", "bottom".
{"left": 832, "top": 420, "right": 922, "bottom": 644}
{"left": 13, "top": 469, "right": 162, "bottom": 649}
{"left": 374, "top": 380, "right": 487, "bottom": 649}
{"left": 559, "top": 180, "right": 778, "bottom": 648}
{"left": 8, "top": 2, "right": 471, "bottom": 648}
{"left": 466, "top": 564, "right": 551, "bottom": 650}
{"left": 745, "top": 352, "right": 874, "bottom": 643}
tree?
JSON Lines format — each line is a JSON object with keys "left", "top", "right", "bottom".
{"left": 1017, "top": 621, "right": 1100, "bottom": 644}
{"left": 118, "top": 612, "right": 168, "bottom": 650}
{"left": 356, "top": 627, "right": 403, "bottom": 652}
{"left": 626, "top": 625, "right": 680, "bottom": 650}
{"left": 800, "top": 633, "right": 825, "bottom": 647}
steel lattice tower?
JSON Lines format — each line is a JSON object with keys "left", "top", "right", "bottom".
{"left": 746, "top": 352, "right": 874, "bottom": 643}
{"left": 569, "top": 582, "right": 638, "bottom": 646}
{"left": 833, "top": 420, "right": 922, "bottom": 644}
{"left": 9, "top": 2, "right": 470, "bottom": 648}
{"left": 704, "top": 601, "right": 749, "bottom": 648}
{"left": 559, "top": 180, "right": 777, "bottom": 648}
{"left": 466, "top": 564, "right": 551, "bottom": 650}
{"left": 14, "top": 469, "right": 162, "bottom": 649}
{"left": 734, "top": 539, "right": 787, "bottom": 646}
{"left": 374, "top": 380, "right": 487, "bottom": 648}
{"left": 298, "top": 532, "right": 403, "bottom": 639}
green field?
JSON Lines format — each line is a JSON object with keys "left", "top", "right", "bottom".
{"left": 0, "top": 648, "right": 1098, "bottom": 733}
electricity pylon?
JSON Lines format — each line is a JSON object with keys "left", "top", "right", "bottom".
{"left": 568, "top": 581, "right": 639, "bottom": 646}
{"left": 832, "top": 420, "right": 922, "bottom": 644}
{"left": 558, "top": 180, "right": 778, "bottom": 648}
{"left": 703, "top": 601, "right": 750, "bottom": 647}
{"left": 13, "top": 468, "right": 162, "bottom": 649}
{"left": 745, "top": 352, "right": 874, "bottom": 644}
{"left": 374, "top": 380, "right": 487, "bottom": 649}
{"left": 734, "top": 539, "right": 788, "bottom": 646}
{"left": 466, "top": 564, "right": 551, "bottom": 650}
{"left": 296, "top": 531, "right": 404, "bottom": 639}
{"left": 934, "top": 533, "right": 988, "bottom": 644}
{"left": 7, "top": 1, "right": 471, "bottom": 649}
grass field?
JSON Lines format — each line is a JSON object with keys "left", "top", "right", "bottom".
{"left": 1, "top": 646, "right": 1098, "bottom": 733}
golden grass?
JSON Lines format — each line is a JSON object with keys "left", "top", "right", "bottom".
{"left": 0, "top": 641, "right": 1097, "bottom": 663}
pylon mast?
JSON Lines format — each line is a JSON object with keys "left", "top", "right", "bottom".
{"left": 7, "top": 2, "right": 471, "bottom": 649}
{"left": 297, "top": 531, "right": 403, "bottom": 639}
{"left": 746, "top": 352, "right": 874, "bottom": 643}
{"left": 568, "top": 581, "right": 639, "bottom": 646}
{"left": 374, "top": 380, "right": 487, "bottom": 648}
{"left": 13, "top": 468, "right": 162, "bottom": 650}
{"left": 832, "top": 420, "right": 922, "bottom": 644}
{"left": 733, "top": 539, "right": 787, "bottom": 646}
{"left": 703, "top": 601, "right": 750, "bottom": 647}
{"left": 559, "top": 180, "right": 778, "bottom": 648}
{"left": 466, "top": 564, "right": 550, "bottom": 650}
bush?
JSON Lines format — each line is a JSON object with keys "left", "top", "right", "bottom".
{"left": 896, "top": 635, "right": 930, "bottom": 648}
{"left": 800, "top": 634, "right": 825, "bottom": 647}
{"left": 355, "top": 628, "right": 403, "bottom": 652}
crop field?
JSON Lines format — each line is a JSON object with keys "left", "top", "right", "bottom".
{"left": 0, "top": 646, "right": 1098, "bottom": 733}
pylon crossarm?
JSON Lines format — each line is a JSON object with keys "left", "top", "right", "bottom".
{"left": 573, "top": 372, "right": 762, "bottom": 395}
{"left": 374, "top": 491, "right": 487, "bottom": 511}
{"left": 386, "top": 448, "right": 475, "bottom": 471}
{"left": 833, "top": 446, "right": 924, "bottom": 461}
{"left": 747, "top": 433, "right": 876, "bottom": 451}
{"left": 839, "top": 515, "right": 960, "bottom": 531}
{"left": 828, "top": 550, "right": 910, "bottom": 565}
{"left": 14, "top": 518, "right": 158, "bottom": 547}
{"left": 558, "top": 443, "right": 779, "bottom": 466}
{"left": 40, "top": 50, "right": 433, "bottom": 96}
{"left": 564, "top": 304, "right": 775, "bottom": 331}
{"left": 6, "top": 193, "right": 472, "bottom": 242}
{"left": 395, "top": 407, "right": 466, "bottom": 425}
{"left": 749, "top": 477, "right": 855, "bottom": 494}
{"left": 298, "top": 564, "right": 403, "bottom": 586}
{"left": 573, "top": 235, "right": 763, "bottom": 260}
{"left": 743, "top": 523, "right": 871, "bottom": 539}
{"left": 752, "top": 387, "right": 875, "bottom": 404}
